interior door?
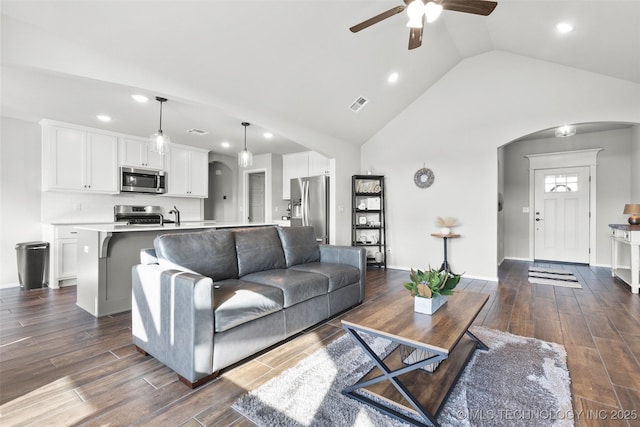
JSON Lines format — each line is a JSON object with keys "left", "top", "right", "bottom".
{"left": 534, "top": 167, "right": 590, "bottom": 263}
{"left": 248, "top": 172, "right": 265, "bottom": 223}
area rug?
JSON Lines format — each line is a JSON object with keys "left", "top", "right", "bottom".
{"left": 232, "top": 327, "right": 573, "bottom": 427}
{"left": 528, "top": 267, "right": 582, "bottom": 289}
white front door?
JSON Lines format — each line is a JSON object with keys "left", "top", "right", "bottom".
{"left": 534, "top": 167, "right": 590, "bottom": 263}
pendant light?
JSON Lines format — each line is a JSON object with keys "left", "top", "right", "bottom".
{"left": 238, "top": 122, "right": 253, "bottom": 168}
{"left": 150, "top": 96, "right": 170, "bottom": 155}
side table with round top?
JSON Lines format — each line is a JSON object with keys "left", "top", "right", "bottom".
{"left": 430, "top": 233, "right": 460, "bottom": 274}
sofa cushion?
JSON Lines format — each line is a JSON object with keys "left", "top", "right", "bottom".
{"left": 154, "top": 229, "right": 238, "bottom": 280}
{"left": 213, "top": 279, "right": 284, "bottom": 333}
{"left": 290, "top": 262, "right": 361, "bottom": 292}
{"left": 234, "top": 227, "right": 286, "bottom": 276}
{"left": 242, "top": 269, "right": 328, "bottom": 307}
{"left": 277, "top": 226, "right": 320, "bottom": 267}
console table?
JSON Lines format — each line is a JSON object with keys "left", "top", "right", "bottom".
{"left": 609, "top": 224, "right": 640, "bottom": 294}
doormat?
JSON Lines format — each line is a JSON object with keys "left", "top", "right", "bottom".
{"left": 528, "top": 267, "right": 582, "bottom": 289}
{"left": 232, "top": 327, "right": 574, "bottom": 427}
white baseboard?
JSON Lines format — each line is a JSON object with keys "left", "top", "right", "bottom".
{"left": 463, "top": 273, "right": 499, "bottom": 283}
{"left": 386, "top": 265, "right": 498, "bottom": 283}
{"left": 591, "top": 263, "right": 612, "bottom": 268}
{"left": 503, "top": 257, "right": 533, "bottom": 262}
{"left": 0, "top": 283, "right": 21, "bottom": 290}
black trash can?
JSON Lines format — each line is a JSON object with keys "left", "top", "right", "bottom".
{"left": 15, "top": 241, "right": 50, "bottom": 289}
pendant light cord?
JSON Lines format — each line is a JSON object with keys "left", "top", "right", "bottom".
{"left": 242, "top": 121, "right": 250, "bottom": 150}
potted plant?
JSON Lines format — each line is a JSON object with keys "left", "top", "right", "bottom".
{"left": 435, "top": 216, "right": 459, "bottom": 235}
{"left": 403, "top": 268, "right": 461, "bottom": 314}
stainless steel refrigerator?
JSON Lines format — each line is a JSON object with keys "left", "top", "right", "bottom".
{"left": 290, "top": 175, "right": 329, "bottom": 244}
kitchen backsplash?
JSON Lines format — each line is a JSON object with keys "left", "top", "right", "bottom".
{"left": 41, "top": 191, "right": 202, "bottom": 224}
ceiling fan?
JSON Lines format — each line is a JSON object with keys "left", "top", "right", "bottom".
{"left": 350, "top": 0, "right": 498, "bottom": 50}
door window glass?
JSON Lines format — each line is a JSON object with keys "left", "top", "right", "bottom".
{"left": 544, "top": 174, "right": 578, "bottom": 192}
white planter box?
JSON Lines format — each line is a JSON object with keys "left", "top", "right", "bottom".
{"left": 414, "top": 295, "right": 448, "bottom": 315}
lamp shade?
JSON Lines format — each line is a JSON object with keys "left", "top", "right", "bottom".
{"left": 150, "top": 97, "right": 170, "bottom": 155}
{"left": 238, "top": 149, "right": 253, "bottom": 168}
{"left": 424, "top": 1, "right": 443, "bottom": 23}
{"left": 406, "top": 0, "right": 425, "bottom": 28}
{"left": 623, "top": 204, "right": 640, "bottom": 214}
{"left": 623, "top": 203, "right": 640, "bottom": 225}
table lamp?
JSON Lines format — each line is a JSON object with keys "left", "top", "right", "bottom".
{"left": 623, "top": 203, "right": 640, "bottom": 225}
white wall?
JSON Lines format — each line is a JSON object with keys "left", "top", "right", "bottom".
{"left": 361, "top": 51, "right": 640, "bottom": 280}
{"left": 1, "top": 117, "right": 42, "bottom": 286}
{"left": 632, "top": 125, "right": 640, "bottom": 202}
{"left": 502, "top": 127, "right": 633, "bottom": 265}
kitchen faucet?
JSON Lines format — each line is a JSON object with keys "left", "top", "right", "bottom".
{"left": 169, "top": 206, "right": 180, "bottom": 225}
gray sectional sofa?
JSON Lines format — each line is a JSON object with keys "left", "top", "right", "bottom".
{"left": 131, "top": 225, "right": 366, "bottom": 387}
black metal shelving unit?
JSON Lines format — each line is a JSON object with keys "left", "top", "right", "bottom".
{"left": 351, "top": 175, "right": 386, "bottom": 269}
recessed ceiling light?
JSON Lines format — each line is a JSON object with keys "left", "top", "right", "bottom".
{"left": 555, "top": 125, "right": 576, "bottom": 137}
{"left": 388, "top": 72, "right": 399, "bottom": 83}
{"left": 263, "top": 132, "right": 274, "bottom": 139}
{"left": 96, "top": 114, "right": 111, "bottom": 122}
{"left": 131, "top": 94, "right": 149, "bottom": 103}
{"left": 221, "top": 141, "right": 230, "bottom": 148}
{"left": 556, "top": 22, "right": 574, "bottom": 33}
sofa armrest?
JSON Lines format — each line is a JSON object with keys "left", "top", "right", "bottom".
{"left": 319, "top": 245, "right": 367, "bottom": 302}
{"left": 132, "top": 264, "right": 214, "bottom": 384}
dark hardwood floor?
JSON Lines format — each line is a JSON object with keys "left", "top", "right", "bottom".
{"left": 1, "top": 260, "right": 639, "bottom": 426}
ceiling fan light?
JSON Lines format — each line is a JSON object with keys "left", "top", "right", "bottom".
{"left": 406, "top": 0, "right": 425, "bottom": 28}
{"left": 424, "top": 2, "right": 443, "bottom": 23}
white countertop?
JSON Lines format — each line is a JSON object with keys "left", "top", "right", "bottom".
{"left": 74, "top": 221, "right": 277, "bottom": 233}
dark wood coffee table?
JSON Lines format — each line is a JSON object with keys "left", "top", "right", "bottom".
{"left": 341, "top": 290, "right": 489, "bottom": 427}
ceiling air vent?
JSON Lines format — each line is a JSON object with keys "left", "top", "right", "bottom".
{"left": 348, "top": 96, "right": 369, "bottom": 113}
{"left": 186, "top": 128, "right": 209, "bottom": 135}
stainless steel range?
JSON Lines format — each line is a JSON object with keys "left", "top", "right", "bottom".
{"left": 114, "top": 205, "right": 174, "bottom": 225}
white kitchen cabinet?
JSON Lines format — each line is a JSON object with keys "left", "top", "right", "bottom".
{"left": 41, "top": 120, "right": 118, "bottom": 194}
{"left": 282, "top": 151, "right": 330, "bottom": 199}
{"left": 165, "top": 143, "right": 209, "bottom": 197}
{"left": 42, "top": 225, "right": 78, "bottom": 289}
{"left": 119, "top": 137, "right": 164, "bottom": 170}
{"left": 308, "top": 151, "right": 331, "bottom": 176}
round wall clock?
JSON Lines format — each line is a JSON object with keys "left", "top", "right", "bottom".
{"left": 414, "top": 168, "right": 434, "bottom": 189}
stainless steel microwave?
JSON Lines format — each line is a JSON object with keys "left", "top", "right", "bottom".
{"left": 120, "top": 167, "right": 167, "bottom": 194}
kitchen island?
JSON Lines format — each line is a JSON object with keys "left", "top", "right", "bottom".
{"left": 75, "top": 221, "right": 277, "bottom": 317}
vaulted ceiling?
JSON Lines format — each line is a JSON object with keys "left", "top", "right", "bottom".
{"left": 2, "top": 1, "right": 639, "bottom": 156}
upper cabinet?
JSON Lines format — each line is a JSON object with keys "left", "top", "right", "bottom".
{"left": 119, "top": 137, "right": 164, "bottom": 170}
{"left": 282, "top": 151, "right": 330, "bottom": 199}
{"left": 165, "top": 143, "right": 209, "bottom": 198}
{"left": 41, "top": 120, "right": 208, "bottom": 198}
{"left": 41, "top": 121, "right": 118, "bottom": 194}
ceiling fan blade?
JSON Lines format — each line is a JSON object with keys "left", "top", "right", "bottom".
{"left": 440, "top": 0, "right": 497, "bottom": 16}
{"left": 350, "top": 5, "right": 406, "bottom": 33}
{"left": 408, "top": 21, "right": 424, "bottom": 50}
